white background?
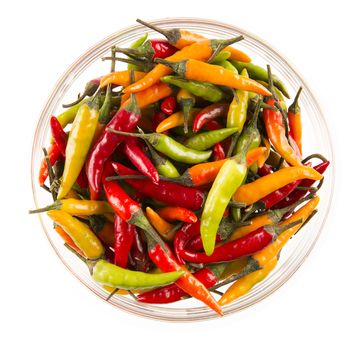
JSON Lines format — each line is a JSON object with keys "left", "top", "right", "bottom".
{"left": 2, "top": 0, "right": 349, "bottom": 349}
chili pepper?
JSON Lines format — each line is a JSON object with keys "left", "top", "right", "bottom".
{"left": 156, "top": 109, "right": 199, "bottom": 133}
{"left": 161, "top": 96, "right": 177, "bottom": 115}
{"left": 136, "top": 19, "right": 251, "bottom": 62}
{"left": 182, "top": 220, "right": 300, "bottom": 264}
{"left": 229, "top": 195, "right": 313, "bottom": 241}
{"left": 200, "top": 140, "right": 251, "bottom": 255}
{"left": 226, "top": 69, "right": 249, "bottom": 131}
{"left": 233, "top": 165, "right": 322, "bottom": 205}
{"left": 146, "top": 236, "right": 223, "bottom": 315}
{"left": 144, "top": 139, "right": 180, "bottom": 178}
{"left": 192, "top": 103, "right": 229, "bottom": 132}
{"left": 130, "top": 229, "right": 152, "bottom": 272}
{"left": 259, "top": 163, "right": 274, "bottom": 176}
{"left": 246, "top": 147, "right": 269, "bottom": 168}
{"left": 229, "top": 60, "right": 290, "bottom": 98}
{"left": 218, "top": 256, "right": 278, "bottom": 305}
{"left": 113, "top": 214, "right": 136, "bottom": 268}
{"left": 288, "top": 87, "right": 303, "bottom": 154}
{"left": 145, "top": 207, "right": 175, "bottom": 241}
{"left": 123, "top": 36, "right": 244, "bottom": 94}
{"left": 86, "top": 93, "right": 140, "bottom": 200}
{"left": 127, "top": 33, "right": 149, "bottom": 71}
{"left": 137, "top": 263, "right": 226, "bottom": 304}
{"left": 89, "top": 216, "right": 115, "bottom": 248}
{"left": 123, "top": 137, "right": 159, "bottom": 183}
{"left": 110, "top": 163, "right": 205, "bottom": 210}
{"left": 155, "top": 58, "right": 272, "bottom": 96}
{"left": 29, "top": 198, "right": 113, "bottom": 215}
{"left": 213, "top": 143, "right": 226, "bottom": 161}
{"left": 211, "top": 50, "right": 231, "bottom": 64}
{"left": 177, "top": 88, "right": 195, "bottom": 134}
{"left": 221, "top": 257, "right": 248, "bottom": 280}
{"left": 38, "top": 142, "right": 63, "bottom": 186}
{"left": 99, "top": 70, "right": 147, "bottom": 88}
{"left": 47, "top": 210, "right": 104, "bottom": 259}
{"left": 63, "top": 78, "right": 101, "bottom": 108}
{"left": 264, "top": 98, "right": 302, "bottom": 167}
{"left": 185, "top": 128, "right": 237, "bottom": 151}
{"left": 54, "top": 225, "right": 83, "bottom": 256}
{"left": 92, "top": 259, "right": 184, "bottom": 290}
{"left": 102, "top": 162, "right": 165, "bottom": 248}
{"left": 217, "top": 59, "right": 239, "bottom": 74}
{"left": 152, "top": 110, "right": 168, "bottom": 133}
{"left": 106, "top": 129, "right": 212, "bottom": 164}
{"left": 56, "top": 99, "right": 87, "bottom": 130}
{"left": 161, "top": 75, "right": 224, "bottom": 103}
{"left": 157, "top": 206, "right": 197, "bottom": 224}
{"left": 274, "top": 159, "right": 329, "bottom": 208}
{"left": 57, "top": 98, "right": 100, "bottom": 200}
{"left": 50, "top": 116, "right": 67, "bottom": 156}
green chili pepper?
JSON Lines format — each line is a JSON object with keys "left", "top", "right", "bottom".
{"left": 229, "top": 60, "right": 290, "bottom": 98}
{"left": 231, "top": 207, "right": 241, "bottom": 222}
{"left": 57, "top": 99, "right": 87, "bottom": 129}
{"left": 210, "top": 50, "right": 231, "bottom": 64}
{"left": 217, "top": 60, "right": 238, "bottom": 74}
{"left": 128, "top": 33, "right": 148, "bottom": 71}
{"left": 107, "top": 129, "right": 212, "bottom": 164}
{"left": 227, "top": 68, "right": 249, "bottom": 131}
{"left": 92, "top": 259, "right": 184, "bottom": 289}
{"left": 145, "top": 139, "right": 180, "bottom": 178}
{"left": 200, "top": 149, "right": 249, "bottom": 256}
{"left": 161, "top": 75, "right": 224, "bottom": 103}
{"left": 185, "top": 128, "right": 237, "bottom": 151}
{"left": 177, "top": 88, "right": 195, "bottom": 134}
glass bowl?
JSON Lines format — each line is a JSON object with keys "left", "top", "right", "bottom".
{"left": 31, "top": 18, "right": 334, "bottom": 321}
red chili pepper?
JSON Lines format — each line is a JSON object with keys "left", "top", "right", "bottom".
{"left": 258, "top": 163, "right": 274, "bottom": 176}
{"left": 186, "top": 234, "right": 221, "bottom": 253}
{"left": 179, "top": 226, "right": 275, "bottom": 264}
{"left": 146, "top": 238, "right": 223, "bottom": 314}
{"left": 86, "top": 95, "right": 140, "bottom": 199}
{"left": 150, "top": 39, "right": 178, "bottom": 59}
{"left": 76, "top": 168, "right": 89, "bottom": 189}
{"left": 129, "top": 229, "right": 152, "bottom": 272}
{"left": 111, "top": 163, "right": 205, "bottom": 210}
{"left": 160, "top": 96, "right": 177, "bottom": 115}
{"left": 38, "top": 142, "right": 63, "bottom": 186}
{"left": 137, "top": 264, "right": 225, "bottom": 304}
{"left": 274, "top": 160, "right": 329, "bottom": 209}
{"left": 157, "top": 206, "right": 197, "bottom": 223}
{"left": 113, "top": 214, "right": 137, "bottom": 268}
{"left": 205, "top": 119, "right": 227, "bottom": 160}
{"left": 123, "top": 137, "right": 159, "bottom": 183}
{"left": 192, "top": 103, "right": 229, "bottom": 132}
{"left": 152, "top": 110, "right": 169, "bottom": 134}
{"left": 174, "top": 222, "right": 200, "bottom": 264}
{"left": 212, "top": 143, "right": 226, "bottom": 161}
{"left": 50, "top": 116, "right": 67, "bottom": 156}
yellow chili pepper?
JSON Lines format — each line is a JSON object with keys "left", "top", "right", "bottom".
{"left": 219, "top": 256, "right": 278, "bottom": 305}
{"left": 47, "top": 210, "right": 104, "bottom": 260}
{"left": 57, "top": 100, "right": 100, "bottom": 199}
{"left": 226, "top": 68, "right": 249, "bottom": 131}
{"left": 156, "top": 109, "right": 199, "bottom": 133}
{"left": 233, "top": 166, "right": 323, "bottom": 205}
{"left": 30, "top": 198, "right": 113, "bottom": 216}
{"left": 145, "top": 207, "right": 175, "bottom": 241}
{"left": 220, "top": 257, "right": 248, "bottom": 280}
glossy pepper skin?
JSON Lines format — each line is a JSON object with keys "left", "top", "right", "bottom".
{"left": 57, "top": 99, "right": 100, "bottom": 200}
{"left": 155, "top": 58, "right": 272, "bottom": 96}
{"left": 161, "top": 76, "right": 224, "bottom": 103}
{"left": 137, "top": 264, "right": 226, "bottom": 304}
{"left": 288, "top": 87, "right": 303, "bottom": 154}
{"left": 50, "top": 116, "right": 68, "bottom": 156}
{"left": 38, "top": 142, "right": 63, "bottom": 186}
{"left": 145, "top": 207, "right": 175, "bottom": 241}
{"left": 111, "top": 163, "right": 205, "bottom": 210}
{"left": 146, "top": 237, "right": 223, "bottom": 315}
{"left": 86, "top": 94, "right": 140, "bottom": 200}
{"left": 157, "top": 206, "right": 197, "bottom": 224}
{"left": 124, "top": 36, "right": 244, "bottom": 94}
{"left": 192, "top": 103, "right": 229, "bottom": 132}
{"left": 130, "top": 229, "right": 152, "bottom": 272}
{"left": 99, "top": 70, "right": 147, "bottom": 88}
{"left": 92, "top": 259, "right": 184, "bottom": 290}
{"left": 47, "top": 210, "right": 104, "bottom": 260}
{"left": 161, "top": 96, "right": 177, "bottom": 115}
{"left": 113, "top": 215, "right": 136, "bottom": 268}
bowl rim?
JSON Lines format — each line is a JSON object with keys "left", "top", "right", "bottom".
{"left": 31, "top": 17, "right": 335, "bottom": 322}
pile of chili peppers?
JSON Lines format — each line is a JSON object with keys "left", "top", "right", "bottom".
{"left": 31, "top": 19, "right": 329, "bottom": 315}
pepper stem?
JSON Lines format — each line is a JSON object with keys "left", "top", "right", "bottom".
{"left": 289, "top": 86, "right": 302, "bottom": 114}
{"left": 265, "top": 218, "right": 303, "bottom": 237}
{"left": 136, "top": 18, "right": 172, "bottom": 40}
{"left": 208, "top": 36, "right": 245, "bottom": 63}
{"left": 266, "top": 65, "right": 279, "bottom": 101}
{"left": 63, "top": 243, "right": 97, "bottom": 275}
{"left": 106, "top": 288, "right": 120, "bottom": 301}
{"left": 302, "top": 153, "right": 328, "bottom": 164}
{"left": 29, "top": 201, "right": 60, "bottom": 214}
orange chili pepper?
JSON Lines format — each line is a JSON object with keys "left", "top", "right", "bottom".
{"left": 246, "top": 147, "right": 269, "bottom": 168}
{"left": 54, "top": 225, "right": 83, "bottom": 256}
{"left": 94, "top": 220, "right": 115, "bottom": 248}
{"left": 157, "top": 206, "right": 198, "bottom": 224}
{"left": 124, "top": 37, "right": 243, "bottom": 94}
{"left": 288, "top": 87, "right": 303, "bottom": 154}
{"left": 136, "top": 19, "right": 251, "bottom": 62}
{"left": 145, "top": 207, "right": 175, "bottom": 241}
{"left": 99, "top": 70, "right": 147, "bottom": 89}
{"left": 156, "top": 58, "right": 271, "bottom": 96}
{"left": 156, "top": 109, "right": 199, "bottom": 133}
{"left": 233, "top": 166, "right": 322, "bottom": 205}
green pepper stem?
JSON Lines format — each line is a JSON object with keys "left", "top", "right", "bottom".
{"left": 302, "top": 153, "right": 328, "bottom": 164}
{"left": 113, "top": 46, "right": 144, "bottom": 58}
{"left": 289, "top": 86, "right": 302, "bottom": 114}
{"left": 265, "top": 218, "right": 303, "bottom": 237}
{"left": 29, "top": 201, "right": 60, "bottom": 214}
{"left": 42, "top": 147, "right": 57, "bottom": 201}
{"left": 106, "top": 288, "right": 120, "bottom": 301}
{"left": 266, "top": 65, "right": 279, "bottom": 100}
{"left": 105, "top": 175, "right": 148, "bottom": 181}
{"left": 106, "top": 128, "right": 148, "bottom": 139}
{"left": 208, "top": 36, "right": 244, "bottom": 63}
{"left": 136, "top": 18, "right": 172, "bottom": 39}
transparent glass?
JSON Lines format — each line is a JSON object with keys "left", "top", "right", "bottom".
{"left": 31, "top": 18, "right": 334, "bottom": 321}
